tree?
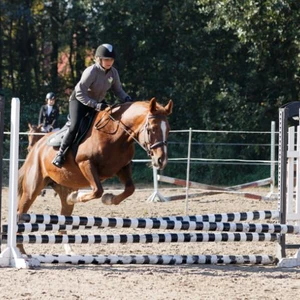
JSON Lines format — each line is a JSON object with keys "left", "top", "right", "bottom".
{"left": 1, "top": 0, "right": 300, "bottom": 132}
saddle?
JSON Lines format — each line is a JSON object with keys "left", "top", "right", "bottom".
{"left": 47, "top": 110, "right": 97, "bottom": 148}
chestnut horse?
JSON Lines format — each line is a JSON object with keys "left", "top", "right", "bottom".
{"left": 18, "top": 98, "right": 173, "bottom": 219}
{"left": 27, "top": 123, "right": 44, "bottom": 152}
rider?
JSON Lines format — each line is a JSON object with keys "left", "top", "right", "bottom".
{"left": 38, "top": 92, "right": 60, "bottom": 132}
{"left": 52, "top": 43, "right": 132, "bottom": 168}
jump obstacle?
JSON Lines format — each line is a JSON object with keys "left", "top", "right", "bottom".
{"left": 0, "top": 99, "right": 300, "bottom": 268}
{"left": 1, "top": 210, "right": 280, "bottom": 265}
{"left": 147, "top": 123, "right": 277, "bottom": 203}
{"left": 149, "top": 174, "right": 274, "bottom": 202}
{"left": 2, "top": 209, "right": 281, "bottom": 265}
{"left": 28, "top": 254, "right": 275, "bottom": 265}
{"left": 5, "top": 211, "right": 294, "bottom": 234}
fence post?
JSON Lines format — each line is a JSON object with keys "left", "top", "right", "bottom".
{"left": 270, "top": 121, "right": 276, "bottom": 195}
{"left": 147, "top": 167, "right": 168, "bottom": 202}
{"left": 184, "top": 128, "right": 192, "bottom": 215}
{"left": 0, "top": 98, "right": 40, "bottom": 268}
{"left": 0, "top": 92, "right": 5, "bottom": 249}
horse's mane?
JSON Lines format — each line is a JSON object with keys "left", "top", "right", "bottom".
{"left": 123, "top": 99, "right": 170, "bottom": 115}
{"left": 94, "top": 98, "right": 171, "bottom": 130}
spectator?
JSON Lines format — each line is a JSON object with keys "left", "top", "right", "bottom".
{"left": 38, "top": 92, "right": 60, "bottom": 132}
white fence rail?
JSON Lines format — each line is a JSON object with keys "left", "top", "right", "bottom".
{"left": 3, "top": 122, "right": 277, "bottom": 192}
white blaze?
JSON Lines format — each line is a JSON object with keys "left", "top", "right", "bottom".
{"left": 161, "top": 120, "right": 167, "bottom": 155}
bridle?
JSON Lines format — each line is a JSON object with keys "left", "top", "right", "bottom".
{"left": 104, "top": 109, "right": 168, "bottom": 156}
{"left": 140, "top": 113, "right": 168, "bottom": 156}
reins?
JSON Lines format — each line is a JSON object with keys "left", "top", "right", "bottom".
{"left": 94, "top": 104, "right": 167, "bottom": 156}
{"left": 109, "top": 113, "right": 149, "bottom": 153}
{"left": 94, "top": 104, "right": 149, "bottom": 154}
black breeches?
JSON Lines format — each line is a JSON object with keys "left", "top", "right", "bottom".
{"left": 60, "top": 99, "right": 93, "bottom": 151}
{"left": 69, "top": 99, "right": 92, "bottom": 133}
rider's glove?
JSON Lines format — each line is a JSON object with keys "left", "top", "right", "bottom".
{"left": 95, "top": 102, "right": 108, "bottom": 111}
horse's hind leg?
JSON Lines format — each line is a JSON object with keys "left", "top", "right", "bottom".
{"left": 67, "top": 162, "right": 104, "bottom": 204}
{"left": 52, "top": 184, "right": 77, "bottom": 254}
{"left": 102, "top": 163, "right": 135, "bottom": 205}
{"left": 18, "top": 181, "right": 46, "bottom": 214}
{"left": 52, "top": 184, "right": 76, "bottom": 216}
{"left": 17, "top": 179, "right": 46, "bottom": 254}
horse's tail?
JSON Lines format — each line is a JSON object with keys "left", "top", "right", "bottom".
{"left": 18, "top": 164, "right": 25, "bottom": 198}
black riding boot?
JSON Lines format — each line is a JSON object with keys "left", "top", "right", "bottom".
{"left": 52, "top": 130, "right": 74, "bottom": 168}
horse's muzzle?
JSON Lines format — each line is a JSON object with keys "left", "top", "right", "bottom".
{"left": 150, "top": 150, "right": 168, "bottom": 170}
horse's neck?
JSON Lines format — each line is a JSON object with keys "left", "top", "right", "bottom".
{"left": 121, "top": 105, "right": 148, "bottom": 131}
{"left": 92, "top": 103, "right": 149, "bottom": 142}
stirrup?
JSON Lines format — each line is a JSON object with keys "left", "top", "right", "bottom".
{"left": 52, "top": 153, "right": 65, "bottom": 168}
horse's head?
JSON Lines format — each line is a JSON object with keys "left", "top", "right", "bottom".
{"left": 27, "top": 123, "right": 44, "bottom": 152}
{"left": 139, "top": 97, "right": 173, "bottom": 170}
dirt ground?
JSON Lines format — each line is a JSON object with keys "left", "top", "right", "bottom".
{"left": 0, "top": 185, "right": 300, "bottom": 300}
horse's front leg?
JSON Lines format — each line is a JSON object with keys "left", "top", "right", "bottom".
{"left": 67, "top": 161, "right": 104, "bottom": 204}
{"left": 102, "top": 163, "right": 135, "bottom": 205}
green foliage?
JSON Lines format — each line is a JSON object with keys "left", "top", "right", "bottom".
{"left": 0, "top": 0, "right": 298, "bottom": 184}
{"left": 1, "top": 0, "right": 300, "bottom": 131}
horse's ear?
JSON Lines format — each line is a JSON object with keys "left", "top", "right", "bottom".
{"left": 164, "top": 100, "right": 173, "bottom": 115}
{"left": 149, "top": 97, "right": 157, "bottom": 113}
{"left": 38, "top": 124, "right": 43, "bottom": 129}
{"left": 28, "top": 123, "right": 32, "bottom": 130}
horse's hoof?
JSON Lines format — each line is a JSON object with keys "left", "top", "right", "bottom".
{"left": 64, "top": 244, "right": 76, "bottom": 255}
{"left": 66, "top": 191, "right": 78, "bottom": 205}
{"left": 102, "top": 193, "right": 114, "bottom": 205}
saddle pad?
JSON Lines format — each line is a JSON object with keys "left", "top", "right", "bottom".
{"left": 47, "top": 126, "right": 68, "bottom": 147}
{"left": 46, "top": 110, "right": 97, "bottom": 147}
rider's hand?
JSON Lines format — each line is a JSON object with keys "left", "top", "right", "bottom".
{"left": 95, "top": 102, "right": 108, "bottom": 111}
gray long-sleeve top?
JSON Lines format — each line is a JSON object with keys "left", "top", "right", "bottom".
{"left": 74, "top": 63, "right": 129, "bottom": 107}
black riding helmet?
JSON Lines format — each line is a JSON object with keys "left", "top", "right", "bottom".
{"left": 95, "top": 44, "right": 116, "bottom": 59}
{"left": 46, "top": 92, "right": 55, "bottom": 100}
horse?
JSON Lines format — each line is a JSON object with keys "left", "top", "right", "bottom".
{"left": 27, "top": 123, "right": 44, "bottom": 152}
{"left": 17, "top": 98, "right": 173, "bottom": 252}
